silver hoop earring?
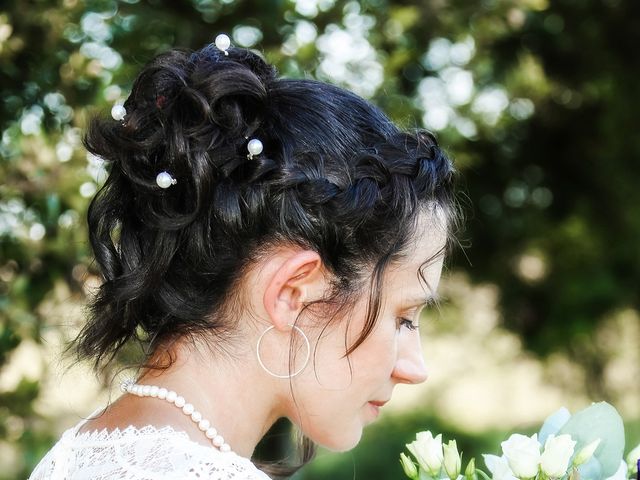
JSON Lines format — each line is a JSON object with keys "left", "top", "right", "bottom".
{"left": 256, "top": 324, "right": 310, "bottom": 379}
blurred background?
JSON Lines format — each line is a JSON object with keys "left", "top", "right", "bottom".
{"left": 1, "top": 0, "right": 639, "bottom": 478}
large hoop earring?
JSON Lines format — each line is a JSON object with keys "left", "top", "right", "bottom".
{"left": 256, "top": 324, "right": 310, "bottom": 379}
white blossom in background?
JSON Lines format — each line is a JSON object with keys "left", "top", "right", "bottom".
{"left": 417, "top": 76, "right": 455, "bottom": 131}
{"left": 0, "top": 199, "right": 45, "bottom": 241}
{"left": 77, "top": 9, "right": 122, "bottom": 75}
{"left": 56, "top": 126, "right": 82, "bottom": 163}
{"left": 418, "top": 34, "right": 535, "bottom": 134}
{"left": 293, "top": 0, "right": 336, "bottom": 18}
{"left": 315, "top": 3, "right": 382, "bottom": 98}
{"left": 510, "top": 98, "right": 536, "bottom": 120}
{"left": 232, "top": 25, "right": 263, "bottom": 48}
{"left": 58, "top": 210, "right": 79, "bottom": 229}
{"left": 43, "top": 92, "right": 73, "bottom": 123}
{"left": 281, "top": 20, "right": 318, "bottom": 56}
{"left": 472, "top": 87, "right": 509, "bottom": 126}
{"left": 56, "top": 141, "right": 73, "bottom": 162}
{"left": 86, "top": 152, "right": 108, "bottom": 184}
{"left": 20, "top": 105, "right": 44, "bottom": 136}
{"left": 80, "top": 42, "right": 122, "bottom": 70}
{"left": 80, "top": 182, "right": 97, "bottom": 198}
{"left": 80, "top": 11, "right": 112, "bottom": 42}
{"left": 441, "top": 67, "right": 474, "bottom": 106}
{"left": 29, "top": 223, "right": 46, "bottom": 241}
{"left": 417, "top": 36, "right": 476, "bottom": 134}
{"left": 422, "top": 38, "right": 453, "bottom": 71}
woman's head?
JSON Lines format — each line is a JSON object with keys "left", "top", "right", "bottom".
{"left": 252, "top": 208, "right": 449, "bottom": 452}
{"left": 75, "top": 40, "right": 457, "bottom": 455}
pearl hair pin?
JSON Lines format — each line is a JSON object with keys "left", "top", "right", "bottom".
{"left": 247, "top": 138, "right": 263, "bottom": 159}
{"left": 215, "top": 34, "right": 231, "bottom": 55}
{"left": 156, "top": 171, "right": 177, "bottom": 189}
{"left": 111, "top": 104, "right": 126, "bottom": 121}
{"left": 121, "top": 379, "right": 232, "bottom": 453}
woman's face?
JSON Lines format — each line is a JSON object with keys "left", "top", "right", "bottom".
{"left": 289, "top": 217, "right": 447, "bottom": 452}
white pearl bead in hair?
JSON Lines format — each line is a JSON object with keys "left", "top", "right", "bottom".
{"left": 215, "top": 34, "right": 231, "bottom": 55}
{"left": 111, "top": 104, "right": 126, "bottom": 121}
{"left": 247, "top": 138, "right": 263, "bottom": 159}
{"left": 156, "top": 171, "right": 177, "bottom": 189}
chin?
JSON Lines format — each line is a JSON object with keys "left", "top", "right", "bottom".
{"left": 311, "top": 426, "right": 363, "bottom": 453}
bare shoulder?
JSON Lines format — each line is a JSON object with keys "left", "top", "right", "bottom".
{"left": 77, "top": 394, "right": 211, "bottom": 447}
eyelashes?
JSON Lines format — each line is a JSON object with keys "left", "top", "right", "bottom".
{"left": 397, "top": 296, "right": 438, "bottom": 331}
{"left": 398, "top": 318, "right": 419, "bottom": 331}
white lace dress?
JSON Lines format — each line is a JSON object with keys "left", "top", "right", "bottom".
{"left": 29, "top": 408, "right": 272, "bottom": 480}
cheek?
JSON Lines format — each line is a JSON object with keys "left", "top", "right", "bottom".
{"left": 348, "top": 326, "right": 399, "bottom": 381}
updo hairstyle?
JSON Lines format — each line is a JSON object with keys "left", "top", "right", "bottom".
{"left": 76, "top": 42, "right": 457, "bottom": 374}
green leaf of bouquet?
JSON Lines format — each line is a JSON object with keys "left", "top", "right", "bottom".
{"left": 557, "top": 402, "right": 625, "bottom": 479}
{"left": 538, "top": 407, "right": 571, "bottom": 444}
{"left": 576, "top": 456, "right": 603, "bottom": 480}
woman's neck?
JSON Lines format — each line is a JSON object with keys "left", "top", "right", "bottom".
{"left": 136, "top": 338, "right": 286, "bottom": 459}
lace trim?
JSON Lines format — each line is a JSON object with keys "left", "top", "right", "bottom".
{"left": 70, "top": 424, "right": 194, "bottom": 446}
{"left": 29, "top": 412, "right": 273, "bottom": 479}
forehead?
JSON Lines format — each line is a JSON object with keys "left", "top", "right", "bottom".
{"left": 386, "top": 208, "right": 448, "bottom": 294}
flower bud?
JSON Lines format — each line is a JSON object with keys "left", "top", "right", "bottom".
{"left": 501, "top": 433, "right": 541, "bottom": 479}
{"left": 573, "top": 439, "right": 601, "bottom": 467}
{"left": 406, "top": 431, "right": 444, "bottom": 477}
{"left": 443, "top": 439, "right": 462, "bottom": 480}
{"left": 400, "top": 452, "right": 419, "bottom": 479}
{"left": 625, "top": 443, "right": 640, "bottom": 474}
{"left": 540, "top": 434, "right": 576, "bottom": 478}
{"left": 465, "top": 457, "right": 477, "bottom": 480}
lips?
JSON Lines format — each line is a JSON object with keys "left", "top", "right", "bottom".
{"left": 369, "top": 400, "right": 388, "bottom": 407}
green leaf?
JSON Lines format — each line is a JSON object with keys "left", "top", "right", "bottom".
{"left": 539, "top": 407, "right": 571, "bottom": 444}
{"left": 557, "top": 402, "right": 625, "bottom": 479}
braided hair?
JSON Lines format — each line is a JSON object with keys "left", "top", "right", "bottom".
{"left": 77, "top": 43, "right": 458, "bottom": 373}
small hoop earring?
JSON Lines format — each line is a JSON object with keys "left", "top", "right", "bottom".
{"left": 256, "top": 324, "right": 310, "bottom": 379}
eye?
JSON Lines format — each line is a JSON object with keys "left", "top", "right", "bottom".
{"left": 398, "top": 317, "right": 419, "bottom": 331}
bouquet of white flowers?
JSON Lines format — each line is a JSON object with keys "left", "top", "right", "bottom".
{"left": 400, "top": 402, "right": 640, "bottom": 480}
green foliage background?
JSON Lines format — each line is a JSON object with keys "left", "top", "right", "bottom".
{"left": 1, "top": 0, "right": 639, "bottom": 478}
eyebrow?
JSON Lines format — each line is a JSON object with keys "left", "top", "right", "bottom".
{"left": 407, "top": 292, "right": 440, "bottom": 306}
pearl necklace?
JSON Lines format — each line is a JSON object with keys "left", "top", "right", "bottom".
{"left": 120, "top": 379, "right": 231, "bottom": 452}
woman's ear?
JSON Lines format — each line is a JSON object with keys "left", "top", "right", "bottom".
{"left": 263, "top": 250, "right": 324, "bottom": 331}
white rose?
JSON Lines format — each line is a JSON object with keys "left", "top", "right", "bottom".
{"left": 501, "top": 433, "right": 541, "bottom": 479}
{"left": 483, "top": 454, "right": 518, "bottom": 480}
{"left": 540, "top": 434, "right": 576, "bottom": 478}
{"left": 406, "top": 431, "right": 444, "bottom": 476}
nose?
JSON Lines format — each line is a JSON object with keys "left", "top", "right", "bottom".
{"left": 391, "top": 332, "right": 428, "bottom": 385}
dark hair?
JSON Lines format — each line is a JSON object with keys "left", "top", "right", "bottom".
{"left": 75, "top": 42, "right": 457, "bottom": 474}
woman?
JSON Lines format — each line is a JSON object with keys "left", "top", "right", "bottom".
{"left": 30, "top": 34, "right": 458, "bottom": 479}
